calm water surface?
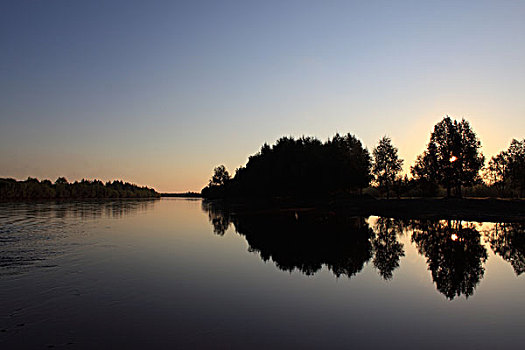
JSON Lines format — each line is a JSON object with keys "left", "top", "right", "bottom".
{"left": 1, "top": 198, "right": 524, "bottom": 349}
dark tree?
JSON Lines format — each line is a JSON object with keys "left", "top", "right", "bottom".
{"left": 201, "top": 133, "right": 372, "bottom": 199}
{"left": 372, "top": 136, "right": 403, "bottom": 198}
{"left": 411, "top": 116, "right": 484, "bottom": 197}
{"left": 484, "top": 152, "right": 509, "bottom": 196}
{"left": 484, "top": 139, "right": 525, "bottom": 197}
{"left": 0, "top": 177, "right": 159, "bottom": 200}
{"left": 210, "top": 165, "right": 230, "bottom": 187}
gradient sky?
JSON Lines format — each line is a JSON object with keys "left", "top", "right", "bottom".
{"left": 1, "top": 0, "right": 524, "bottom": 192}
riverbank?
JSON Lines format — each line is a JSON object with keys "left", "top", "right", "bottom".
{"left": 205, "top": 197, "right": 525, "bottom": 222}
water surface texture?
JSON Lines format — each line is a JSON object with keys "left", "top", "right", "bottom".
{"left": 1, "top": 199, "right": 524, "bottom": 349}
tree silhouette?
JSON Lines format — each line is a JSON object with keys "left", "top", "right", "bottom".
{"left": 201, "top": 134, "right": 372, "bottom": 199}
{"left": 0, "top": 177, "right": 159, "bottom": 200}
{"left": 507, "top": 139, "right": 525, "bottom": 197}
{"left": 210, "top": 165, "right": 230, "bottom": 187}
{"left": 484, "top": 152, "right": 510, "bottom": 196}
{"left": 372, "top": 136, "right": 403, "bottom": 199}
{"left": 411, "top": 116, "right": 484, "bottom": 197}
{"left": 484, "top": 139, "right": 525, "bottom": 198}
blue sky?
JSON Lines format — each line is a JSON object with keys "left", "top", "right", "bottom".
{"left": 1, "top": 0, "right": 524, "bottom": 191}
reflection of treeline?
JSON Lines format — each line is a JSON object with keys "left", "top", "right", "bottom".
{"left": 202, "top": 202, "right": 405, "bottom": 281}
{"left": 0, "top": 177, "right": 160, "bottom": 200}
{"left": 202, "top": 116, "right": 525, "bottom": 199}
{"left": 1, "top": 199, "right": 158, "bottom": 220}
{"left": 202, "top": 202, "right": 525, "bottom": 299}
{"left": 409, "top": 220, "right": 487, "bottom": 300}
{"left": 485, "top": 222, "right": 525, "bottom": 276}
{"left": 231, "top": 210, "right": 374, "bottom": 278}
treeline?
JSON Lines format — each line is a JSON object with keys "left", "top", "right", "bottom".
{"left": 0, "top": 177, "right": 160, "bottom": 200}
{"left": 202, "top": 134, "right": 371, "bottom": 199}
{"left": 161, "top": 192, "right": 202, "bottom": 198}
{"left": 202, "top": 116, "right": 525, "bottom": 199}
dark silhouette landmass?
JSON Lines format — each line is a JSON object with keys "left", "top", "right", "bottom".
{"left": 202, "top": 133, "right": 371, "bottom": 199}
{"left": 161, "top": 192, "right": 202, "bottom": 198}
{"left": 0, "top": 177, "right": 160, "bottom": 200}
{"left": 202, "top": 117, "right": 524, "bottom": 201}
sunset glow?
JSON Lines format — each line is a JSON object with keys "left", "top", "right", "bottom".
{"left": 1, "top": 1, "right": 524, "bottom": 192}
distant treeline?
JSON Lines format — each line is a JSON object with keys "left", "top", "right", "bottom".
{"left": 202, "top": 116, "right": 525, "bottom": 199}
{"left": 161, "top": 192, "right": 202, "bottom": 198}
{"left": 0, "top": 177, "right": 160, "bottom": 200}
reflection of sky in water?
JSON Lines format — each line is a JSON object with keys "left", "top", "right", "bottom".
{"left": 1, "top": 199, "right": 524, "bottom": 348}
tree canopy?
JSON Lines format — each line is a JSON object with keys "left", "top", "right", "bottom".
{"left": 202, "top": 133, "right": 372, "bottom": 199}
{"left": 0, "top": 177, "right": 160, "bottom": 200}
{"left": 411, "top": 116, "right": 484, "bottom": 197}
{"left": 372, "top": 136, "right": 403, "bottom": 198}
{"left": 485, "top": 138, "right": 525, "bottom": 197}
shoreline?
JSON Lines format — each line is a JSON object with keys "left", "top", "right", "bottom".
{"left": 204, "top": 197, "right": 525, "bottom": 222}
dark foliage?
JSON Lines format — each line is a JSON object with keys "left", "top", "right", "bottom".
{"left": 411, "top": 116, "right": 484, "bottom": 197}
{"left": 372, "top": 136, "right": 404, "bottom": 198}
{"left": 161, "top": 192, "right": 202, "bottom": 198}
{"left": 485, "top": 139, "right": 525, "bottom": 198}
{"left": 202, "top": 134, "right": 372, "bottom": 199}
{"left": 0, "top": 177, "right": 160, "bottom": 200}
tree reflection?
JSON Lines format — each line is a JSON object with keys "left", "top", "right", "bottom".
{"left": 371, "top": 217, "right": 405, "bottom": 280}
{"left": 410, "top": 220, "right": 487, "bottom": 300}
{"left": 486, "top": 222, "right": 525, "bottom": 275}
{"left": 234, "top": 212, "right": 374, "bottom": 278}
{"left": 201, "top": 201, "right": 231, "bottom": 235}
{"left": 202, "top": 203, "right": 373, "bottom": 279}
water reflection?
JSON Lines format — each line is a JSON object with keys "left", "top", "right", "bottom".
{"left": 203, "top": 203, "right": 374, "bottom": 278}
{"left": 371, "top": 217, "right": 405, "bottom": 280}
{"left": 203, "top": 202, "right": 525, "bottom": 300}
{"left": 485, "top": 222, "right": 525, "bottom": 276}
{"left": 409, "top": 220, "right": 487, "bottom": 300}
{"left": 0, "top": 199, "right": 159, "bottom": 276}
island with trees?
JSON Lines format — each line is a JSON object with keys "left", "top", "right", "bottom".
{"left": 0, "top": 177, "right": 160, "bottom": 201}
{"left": 201, "top": 116, "right": 525, "bottom": 221}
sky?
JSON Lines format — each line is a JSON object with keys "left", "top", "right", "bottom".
{"left": 1, "top": 0, "right": 524, "bottom": 192}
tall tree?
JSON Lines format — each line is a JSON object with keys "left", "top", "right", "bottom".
{"left": 372, "top": 136, "right": 403, "bottom": 198}
{"left": 484, "top": 152, "right": 509, "bottom": 196}
{"left": 209, "top": 165, "right": 230, "bottom": 187}
{"left": 486, "top": 139, "right": 525, "bottom": 198}
{"left": 411, "top": 116, "right": 484, "bottom": 197}
{"left": 507, "top": 139, "right": 525, "bottom": 197}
